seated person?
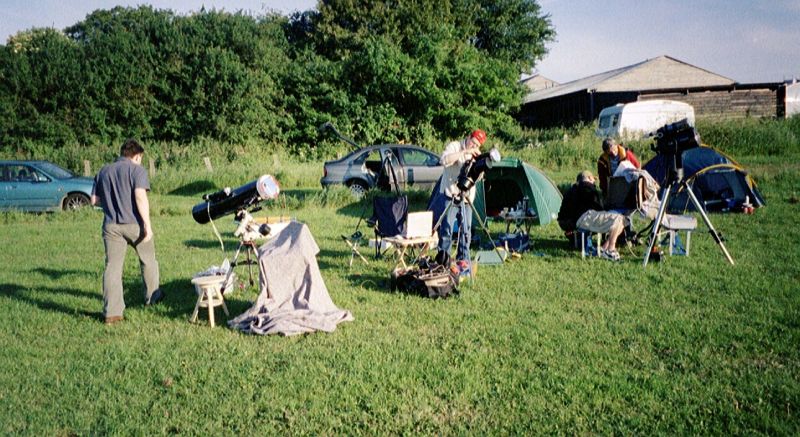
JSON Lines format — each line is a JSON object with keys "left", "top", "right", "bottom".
{"left": 557, "top": 170, "right": 625, "bottom": 261}
{"left": 597, "top": 137, "right": 640, "bottom": 197}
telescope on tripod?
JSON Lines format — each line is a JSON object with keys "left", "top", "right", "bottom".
{"left": 192, "top": 174, "right": 282, "bottom": 290}
{"left": 642, "top": 120, "right": 734, "bottom": 267}
{"left": 432, "top": 146, "right": 507, "bottom": 265}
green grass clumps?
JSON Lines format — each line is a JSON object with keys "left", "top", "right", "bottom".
{"left": 698, "top": 116, "right": 800, "bottom": 157}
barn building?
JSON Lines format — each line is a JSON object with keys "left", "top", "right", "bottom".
{"left": 518, "top": 55, "right": 787, "bottom": 127}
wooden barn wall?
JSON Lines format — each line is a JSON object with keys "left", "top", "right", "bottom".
{"left": 518, "top": 85, "right": 784, "bottom": 128}
{"left": 637, "top": 88, "right": 781, "bottom": 119}
{"left": 517, "top": 92, "right": 589, "bottom": 127}
{"left": 517, "top": 92, "right": 640, "bottom": 127}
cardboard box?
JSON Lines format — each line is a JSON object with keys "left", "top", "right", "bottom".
{"left": 404, "top": 211, "right": 432, "bottom": 238}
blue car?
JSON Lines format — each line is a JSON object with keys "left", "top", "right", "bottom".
{"left": 0, "top": 160, "right": 95, "bottom": 212}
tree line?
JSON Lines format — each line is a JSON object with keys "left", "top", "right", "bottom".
{"left": 0, "top": 0, "right": 554, "bottom": 160}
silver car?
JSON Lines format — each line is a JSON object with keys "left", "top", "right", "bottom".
{"left": 321, "top": 144, "right": 443, "bottom": 196}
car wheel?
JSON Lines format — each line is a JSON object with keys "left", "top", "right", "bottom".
{"left": 63, "top": 193, "right": 90, "bottom": 211}
{"left": 347, "top": 180, "right": 369, "bottom": 198}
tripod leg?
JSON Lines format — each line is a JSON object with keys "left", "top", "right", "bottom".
{"left": 465, "top": 197, "right": 506, "bottom": 263}
{"left": 246, "top": 244, "right": 255, "bottom": 286}
{"left": 220, "top": 243, "right": 244, "bottom": 294}
{"left": 430, "top": 196, "right": 455, "bottom": 259}
{"left": 685, "top": 186, "right": 735, "bottom": 265}
{"left": 643, "top": 182, "right": 673, "bottom": 267}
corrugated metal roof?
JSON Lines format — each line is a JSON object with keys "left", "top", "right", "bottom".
{"left": 523, "top": 56, "right": 735, "bottom": 104}
{"left": 519, "top": 74, "right": 559, "bottom": 92}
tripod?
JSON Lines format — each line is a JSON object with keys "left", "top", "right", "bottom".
{"left": 219, "top": 209, "right": 267, "bottom": 294}
{"left": 642, "top": 173, "right": 734, "bottom": 267}
{"left": 431, "top": 187, "right": 506, "bottom": 266}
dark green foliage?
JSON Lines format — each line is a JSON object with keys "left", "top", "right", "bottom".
{"left": 0, "top": 1, "right": 554, "bottom": 163}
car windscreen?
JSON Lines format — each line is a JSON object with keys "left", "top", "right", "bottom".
{"left": 37, "top": 162, "right": 75, "bottom": 179}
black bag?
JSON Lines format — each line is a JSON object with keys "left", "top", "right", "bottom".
{"left": 391, "top": 264, "right": 458, "bottom": 299}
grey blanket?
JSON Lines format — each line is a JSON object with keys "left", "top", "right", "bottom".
{"left": 228, "top": 221, "right": 354, "bottom": 336}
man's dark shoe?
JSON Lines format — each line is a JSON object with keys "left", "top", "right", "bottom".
{"left": 104, "top": 315, "right": 124, "bottom": 325}
{"left": 146, "top": 289, "right": 164, "bottom": 306}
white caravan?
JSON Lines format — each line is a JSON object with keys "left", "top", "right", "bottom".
{"left": 596, "top": 100, "right": 695, "bottom": 139}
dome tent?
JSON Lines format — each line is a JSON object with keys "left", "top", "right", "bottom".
{"left": 428, "top": 157, "right": 563, "bottom": 227}
{"left": 471, "top": 157, "right": 563, "bottom": 224}
{"left": 643, "top": 145, "right": 765, "bottom": 213}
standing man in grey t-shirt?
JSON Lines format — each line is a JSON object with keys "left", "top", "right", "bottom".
{"left": 92, "top": 139, "right": 162, "bottom": 325}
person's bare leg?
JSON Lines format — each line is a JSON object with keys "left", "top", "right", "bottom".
{"left": 602, "top": 216, "right": 624, "bottom": 252}
{"left": 605, "top": 226, "right": 622, "bottom": 252}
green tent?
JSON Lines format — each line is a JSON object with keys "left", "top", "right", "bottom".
{"left": 472, "top": 158, "right": 562, "bottom": 225}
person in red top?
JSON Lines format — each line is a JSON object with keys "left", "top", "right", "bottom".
{"left": 596, "top": 137, "right": 641, "bottom": 197}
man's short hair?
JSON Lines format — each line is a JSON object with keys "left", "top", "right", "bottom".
{"left": 120, "top": 138, "right": 145, "bottom": 158}
{"left": 577, "top": 170, "right": 594, "bottom": 183}
{"left": 602, "top": 137, "right": 616, "bottom": 152}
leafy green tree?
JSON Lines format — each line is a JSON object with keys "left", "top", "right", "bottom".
{"left": 0, "top": 28, "right": 85, "bottom": 149}
{"left": 283, "top": 0, "right": 554, "bottom": 150}
{"left": 1, "top": 1, "right": 554, "bottom": 159}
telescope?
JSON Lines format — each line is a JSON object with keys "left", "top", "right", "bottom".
{"left": 456, "top": 147, "right": 501, "bottom": 192}
{"left": 192, "top": 174, "right": 280, "bottom": 224}
{"left": 650, "top": 119, "right": 700, "bottom": 184}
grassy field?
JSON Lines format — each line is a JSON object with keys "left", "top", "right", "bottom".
{"left": 2, "top": 123, "right": 799, "bottom": 434}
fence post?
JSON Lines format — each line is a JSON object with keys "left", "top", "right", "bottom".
{"left": 203, "top": 157, "right": 213, "bottom": 172}
{"left": 149, "top": 158, "right": 156, "bottom": 176}
{"left": 83, "top": 160, "right": 91, "bottom": 176}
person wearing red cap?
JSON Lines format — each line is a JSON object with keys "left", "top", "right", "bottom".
{"left": 429, "top": 129, "right": 487, "bottom": 266}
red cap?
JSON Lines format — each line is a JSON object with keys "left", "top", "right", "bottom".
{"left": 471, "top": 129, "right": 487, "bottom": 145}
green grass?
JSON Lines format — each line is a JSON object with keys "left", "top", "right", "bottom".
{"left": 2, "top": 119, "right": 799, "bottom": 434}
{"left": 2, "top": 156, "right": 799, "bottom": 434}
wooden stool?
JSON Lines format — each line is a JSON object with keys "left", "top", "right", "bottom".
{"left": 190, "top": 275, "right": 230, "bottom": 327}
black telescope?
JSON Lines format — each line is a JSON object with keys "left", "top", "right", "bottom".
{"left": 192, "top": 175, "right": 280, "bottom": 224}
{"left": 456, "top": 147, "right": 501, "bottom": 192}
{"left": 651, "top": 119, "right": 701, "bottom": 184}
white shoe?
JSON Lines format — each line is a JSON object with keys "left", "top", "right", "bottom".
{"left": 600, "top": 249, "right": 621, "bottom": 261}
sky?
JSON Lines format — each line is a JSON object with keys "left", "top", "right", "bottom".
{"left": 1, "top": 0, "right": 798, "bottom": 84}
{"left": 535, "top": 0, "right": 800, "bottom": 83}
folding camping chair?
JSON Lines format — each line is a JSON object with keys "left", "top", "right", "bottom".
{"left": 341, "top": 151, "right": 407, "bottom": 267}
{"left": 369, "top": 194, "right": 409, "bottom": 259}
{"left": 606, "top": 175, "right": 645, "bottom": 212}
{"left": 575, "top": 176, "right": 644, "bottom": 259}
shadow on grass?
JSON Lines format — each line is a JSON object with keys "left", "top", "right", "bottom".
{"left": 153, "top": 279, "right": 257, "bottom": 324}
{"left": 346, "top": 272, "right": 390, "bottom": 293}
{"left": 184, "top": 238, "right": 238, "bottom": 250}
{"left": 316, "top": 248, "right": 346, "bottom": 271}
{"left": 0, "top": 282, "right": 98, "bottom": 319}
{"left": 281, "top": 188, "right": 319, "bottom": 200}
{"left": 29, "top": 267, "right": 95, "bottom": 280}
{"left": 168, "top": 180, "right": 218, "bottom": 196}
{"left": 532, "top": 237, "right": 574, "bottom": 254}
{"left": 0, "top": 277, "right": 258, "bottom": 326}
